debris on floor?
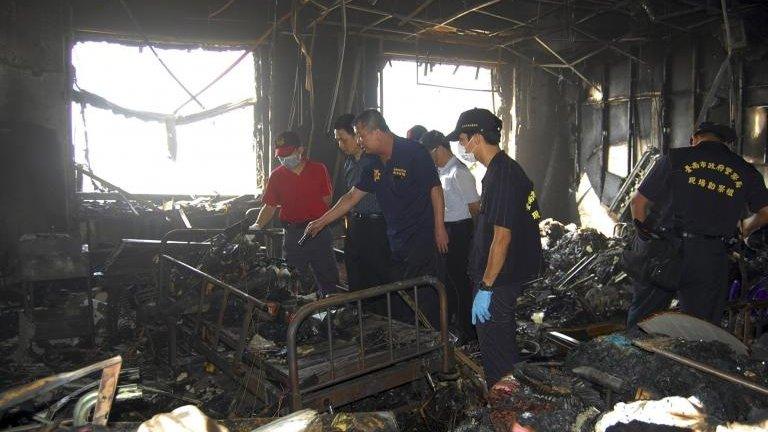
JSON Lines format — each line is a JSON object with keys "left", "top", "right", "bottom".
{"left": 480, "top": 333, "right": 768, "bottom": 432}
{"left": 516, "top": 221, "right": 633, "bottom": 360}
{"left": 520, "top": 223, "right": 632, "bottom": 330}
{"left": 594, "top": 396, "right": 768, "bottom": 432}
{"left": 2, "top": 215, "right": 767, "bottom": 432}
{"left": 138, "top": 405, "right": 230, "bottom": 432}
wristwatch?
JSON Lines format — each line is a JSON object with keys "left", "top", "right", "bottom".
{"left": 478, "top": 281, "right": 494, "bottom": 292}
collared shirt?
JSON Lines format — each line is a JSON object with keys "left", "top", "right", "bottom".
{"left": 262, "top": 160, "right": 332, "bottom": 223}
{"left": 344, "top": 154, "right": 382, "bottom": 215}
{"left": 470, "top": 151, "right": 543, "bottom": 285}
{"left": 639, "top": 140, "right": 768, "bottom": 237}
{"left": 438, "top": 156, "right": 480, "bottom": 222}
{"left": 356, "top": 136, "right": 441, "bottom": 253}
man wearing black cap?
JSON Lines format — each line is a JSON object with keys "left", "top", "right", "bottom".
{"left": 252, "top": 131, "right": 339, "bottom": 297}
{"left": 305, "top": 110, "right": 448, "bottom": 326}
{"left": 333, "top": 114, "right": 391, "bottom": 292}
{"left": 421, "top": 130, "right": 480, "bottom": 340}
{"left": 627, "top": 122, "right": 768, "bottom": 327}
{"left": 446, "top": 108, "right": 543, "bottom": 388}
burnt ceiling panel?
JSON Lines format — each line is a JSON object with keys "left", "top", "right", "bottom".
{"left": 64, "top": 0, "right": 768, "bottom": 89}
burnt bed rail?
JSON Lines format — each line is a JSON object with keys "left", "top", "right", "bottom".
{"left": 157, "top": 228, "right": 453, "bottom": 412}
{"left": 286, "top": 276, "right": 453, "bottom": 411}
{"left": 159, "top": 253, "right": 278, "bottom": 371}
{"left": 157, "top": 227, "right": 282, "bottom": 371}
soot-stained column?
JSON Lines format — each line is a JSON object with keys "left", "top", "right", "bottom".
{"left": 514, "top": 63, "right": 576, "bottom": 223}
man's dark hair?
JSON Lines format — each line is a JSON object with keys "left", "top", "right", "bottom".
{"left": 693, "top": 121, "right": 736, "bottom": 143}
{"left": 333, "top": 113, "right": 356, "bottom": 135}
{"left": 407, "top": 125, "right": 427, "bottom": 141}
{"left": 354, "top": 109, "right": 390, "bottom": 133}
{"left": 420, "top": 130, "right": 451, "bottom": 151}
{"left": 464, "top": 128, "right": 500, "bottom": 146}
{"left": 479, "top": 130, "right": 501, "bottom": 145}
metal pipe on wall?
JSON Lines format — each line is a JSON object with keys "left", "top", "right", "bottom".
{"left": 599, "top": 64, "right": 610, "bottom": 198}
{"left": 627, "top": 55, "right": 636, "bottom": 175}
{"left": 660, "top": 46, "right": 671, "bottom": 154}
{"left": 691, "top": 37, "right": 698, "bottom": 128}
{"left": 733, "top": 58, "right": 745, "bottom": 155}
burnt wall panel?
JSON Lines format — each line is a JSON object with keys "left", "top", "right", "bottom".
{"left": 669, "top": 92, "right": 693, "bottom": 148}
{"left": 608, "top": 61, "right": 629, "bottom": 99}
{"left": 668, "top": 37, "right": 695, "bottom": 148}
{"left": 580, "top": 103, "right": 604, "bottom": 196}
{"left": 607, "top": 103, "right": 629, "bottom": 179}
{"left": 0, "top": 1, "right": 71, "bottom": 270}
{"left": 635, "top": 47, "right": 663, "bottom": 95}
{"left": 746, "top": 58, "right": 768, "bottom": 107}
{"left": 635, "top": 98, "right": 660, "bottom": 155}
{"left": 698, "top": 34, "right": 731, "bottom": 127}
{"left": 515, "top": 63, "right": 574, "bottom": 221}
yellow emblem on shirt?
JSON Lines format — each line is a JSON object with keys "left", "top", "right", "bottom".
{"left": 393, "top": 167, "right": 407, "bottom": 178}
{"left": 373, "top": 169, "right": 381, "bottom": 182}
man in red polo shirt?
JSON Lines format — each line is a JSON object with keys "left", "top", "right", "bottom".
{"left": 252, "top": 131, "right": 339, "bottom": 296}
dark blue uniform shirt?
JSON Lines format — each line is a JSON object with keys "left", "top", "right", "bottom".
{"left": 356, "top": 136, "right": 440, "bottom": 254}
{"left": 471, "top": 151, "right": 543, "bottom": 285}
{"left": 639, "top": 141, "right": 768, "bottom": 237}
{"left": 344, "top": 155, "right": 383, "bottom": 215}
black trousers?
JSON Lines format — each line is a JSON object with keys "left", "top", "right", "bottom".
{"left": 443, "top": 219, "right": 475, "bottom": 338}
{"left": 283, "top": 225, "right": 339, "bottom": 296}
{"left": 390, "top": 238, "right": 441, "bottom": 328}
{"left": 626, "top": 236, "right": 729, "bottom": 327}
{"left": 474, "top": 283, "right": 521, "bottom": 389}
{"left": 344, "top": 215, "right": 391, "bottom": 291}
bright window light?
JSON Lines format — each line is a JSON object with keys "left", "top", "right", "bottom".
{"left": 576, "top": 172, "right": 616, "bottom": 237}
{"left": 71, "top": 41, "right": 258, "bottom": 195}
{"left": 380, "top": 59, "right": 507, "bottom": 189}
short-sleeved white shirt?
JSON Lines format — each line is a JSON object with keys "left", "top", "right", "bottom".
{"left": 438, "top": 156, "right": 480, "bottom": 222}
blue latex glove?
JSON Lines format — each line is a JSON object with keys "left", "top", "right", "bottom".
{"left": 472, "top": 290, "right": 493, "bottom": 325}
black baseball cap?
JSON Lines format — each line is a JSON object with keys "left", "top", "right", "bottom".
{"left": 694, "top": 122, "right": 737, "bottom": 143}
{"left": 420, "top": 130, "right": 450, "bottom": 151}
{"left": 446, "top": 108, "right": 502, "bottom": 141}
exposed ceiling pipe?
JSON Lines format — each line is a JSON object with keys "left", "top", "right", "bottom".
{"left": 325, "top": 0, "right": 347, "bottom": 133}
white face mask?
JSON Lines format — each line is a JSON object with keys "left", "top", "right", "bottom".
{"left": 457, "top": 135, "right": 477, "bottom": 163}
{"left": 279, "top": 153, "right": 301, "bottom": 169}
{"left": 457, "top": 146, "right": 476, "bottom": 163}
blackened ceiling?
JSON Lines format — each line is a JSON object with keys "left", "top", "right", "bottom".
{"left": 67, "top": 0, "right": 768, "bottom": 89}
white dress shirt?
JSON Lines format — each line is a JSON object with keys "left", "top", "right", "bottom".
{"left": 438, "top": 156, "right": 480, "bottom": 222}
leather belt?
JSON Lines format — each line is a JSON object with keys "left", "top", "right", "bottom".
{"left": 352, "top": 212, "right": 384, "bottom": 219}
{"left": 680, "top": 231, "right": 727, "bottom": 241}
{"left": 445, "top": 218, "right": 472, "bottom": 226}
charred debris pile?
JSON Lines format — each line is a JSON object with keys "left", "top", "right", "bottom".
{"left": 2, "top": 218, "right": 768, "bottom": 431}
{"left": 523, "top": 219, "right": 632, "bottom": 329}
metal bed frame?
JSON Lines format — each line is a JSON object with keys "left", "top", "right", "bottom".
{"left": 157, "top": 228, "right": 453, "bottom": 412}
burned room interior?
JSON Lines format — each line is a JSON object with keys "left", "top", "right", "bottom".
{"left": 2, "top": 0, "right": 768, "bottom": 431}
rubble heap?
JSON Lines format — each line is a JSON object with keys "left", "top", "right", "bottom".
{"left": 483, "top": 333, "right": 768, "bottom": 432}
{"left": 518, "top": 223, "right": 632, "bottom": 329}
{"left": 565, "top": 334, "right": 768, "bottom": 421}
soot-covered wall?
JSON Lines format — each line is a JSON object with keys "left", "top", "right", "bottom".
{"left": 576, "top": 29, "right": 768, "bottom": 210}
{"left": 0, "top": 2, "right": 71, "bottom": 272}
